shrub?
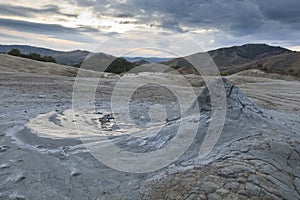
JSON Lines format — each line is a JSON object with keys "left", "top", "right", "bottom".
{"left": 8, "top": 48, "right": 21, "bottom": 56}
{"left": 7, "top": 48, "right": 56, "bottom": 63}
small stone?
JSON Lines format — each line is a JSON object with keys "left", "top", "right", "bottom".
{"left": 0, "top": 163, "right": 10, "bottom": 169}
{"left": 16, "top": 176, "right": 26, "bottom": 183}
{"left": 224, "top": 181, "right": 240, "bottom": 191}
{"left": 0, "top": 145, "right": 10, "bottom": 153}
{"left": 111, "top": 124, "right": 120, "bottom": 131}
{"left": 201, "top": 182, "right": 218, "bottom": 193}
{"left": 289, "top": 151, "right": 300, "bottom": 160}
{"left": 9, "top": 191, "right": 25, "bottom": 199}
{"left": 38, "top": 95, "right": 47, "bottom": 98}
{"left": 294, "top": 178, "right": 300, "bottom": 193}
{"left": 245, "top": 183, "right": 260, "bottom": 196}
{"left": 248, "top": 174, "right": 259, "bottom": 184}
{"left": 270, "top": 142, "right": 291, "bottom": 159}
{"left": 207, "top": 193, "right": 220, "bottom": 200}
{"left": 71, "top": 171, "right": 81, "bottom": 177}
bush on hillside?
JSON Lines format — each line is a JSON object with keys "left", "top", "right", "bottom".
{"left": 8, "top": 48, "right": 21, "bottom": 56}
{"left": 7, "top": 48, "right": 56, "bottom": 63}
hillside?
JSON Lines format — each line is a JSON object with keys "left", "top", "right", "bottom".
{"left": 80, "top": 53, "right": 135, "bottom": 74}
{"left": 163, "top": 44, "right": 298, "bottom": 77}
{"left": 0, "top": 45, "right": 90, "bottom": 66}
{"left": 224, "top": 52, "right": 300, "bottom": 76}
{"left": 0, "top": 54, "right": 96, "bottom": 77}
{"left": 2, "top": 43, "right": 299, "bottom": 77}
{"left": 0, "top": 45, "right": 136, "bottom": 74}
{"left": 124, "top": 57, "right": 174, "bottom": 63}
{"left": 208, "top": 43, "right": 291, "bottom": 69}
{"left": 0, "top": 45, "right": 173, "bottom": 66}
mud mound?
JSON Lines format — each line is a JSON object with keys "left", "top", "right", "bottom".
{"left": 187, "top": 77, "right": 262, "bottom": 115}
{"left": 143, "top": 79, "right": 300, "bottom": 199}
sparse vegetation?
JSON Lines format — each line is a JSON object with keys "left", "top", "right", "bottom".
{"left": 104, "top": 58, "right": 135, "bottom": 74}
{"left": 74, "top": 58, "right": 135, "bottom": 74}
{"left": 73, "top": 62, "right": 82, "bottom": 68}
{"left": 8, "top": 48, "right": 21, "bottom": 56}
{"left": 7, "top": 48, "right": 57, "bottom": 63}
{"left": 288, "top": 68, "right": 295, "bottom": 73}
{"left": 257, "top": 63, "right": 263, "bottom": 69}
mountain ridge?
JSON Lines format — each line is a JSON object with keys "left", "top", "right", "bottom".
{"left": 1, "top": 43, "right": 299, "bottom": 77}
{"left": 162, "top": 43, "right": 300, "bottom": 77}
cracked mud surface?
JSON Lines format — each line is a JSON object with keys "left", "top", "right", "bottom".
{"left": 0, "top": 71, "right": 300, "bottom": 199}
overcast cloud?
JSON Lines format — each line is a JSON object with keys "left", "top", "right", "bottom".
{"left": 0, "top": 0, "right": 299, "bottom": 55}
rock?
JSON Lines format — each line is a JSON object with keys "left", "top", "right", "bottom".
{"left": 245, "top": 182, "right": 260, "bottom": 196}
{"left": 143, "top": 78, "right": 300, "bottom": 200}
{"left": 0, "top": 145, "right": 10, "bottom": 153}
{"left": 15, "top": 176, "right": 26, "bottom": 183}
{"left": 207, "top": 193, "right": 220, "bottom": 200}
{"left": 201, "top": 182, "right": 218, "bottom": 193}
{"left": 294, "top": 178, "right": 300, "bottom": 193}
{"left": 37, "top": 95, "right": 47, "bottom": 98}
{"left": 71, "top": 171, "right": 81, "bottom": 177}
{"left": 9, "top": 192, "right": 26, "bottom": 200}
{"left": 247, "top": 174, "right": 259, "bottom": 184}
{"left": 289, "top": 150, "right": 300, "bottom": 160}
{"left": 224, "top": 181, "right": 240, "bottom": 191}
{"left": 186, "top": 78, "right": 262, "bottom": 115}
{"left": 270, "top": 142, "right": 291, "bottom": 159}
{"left": 0, "top": 163, "right": 10, "bottom": 169}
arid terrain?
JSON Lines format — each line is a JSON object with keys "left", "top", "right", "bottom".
{"left": 1, "top": 0, "right": 299, "bottom": 197}
{"left": 0, "top": 51, "right": 300, "bottom": 200}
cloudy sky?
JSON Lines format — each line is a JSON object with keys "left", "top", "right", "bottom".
{"left": 0, "top": 0, "right": 299, "bottom": 56}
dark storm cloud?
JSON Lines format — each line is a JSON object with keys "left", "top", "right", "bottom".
{"left": 0, "top": 4, "right": 77, "bottom": 18}
{"left": 115, "top": 13, "right": 135, "bottom": 18}
{"left": 257, "top": 0, "right": 300, "bottom": 24}
{"left": 0, "top": 18, "right": 102, "bottom": 43}
{"left": 69, "top": 0, "right": 299, "bottom": 36}
{"left": 1, "top": 0, "right": 299, "bottom": 49}
{"left": 0, "top": 18, "right": 99, "bottom": 34}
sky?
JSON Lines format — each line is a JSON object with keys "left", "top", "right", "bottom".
{"left": 0, "top": 0, "right": 299, "bottom": 57}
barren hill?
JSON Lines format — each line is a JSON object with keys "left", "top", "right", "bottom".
{"left": 0, "top": 54, "right": 81, "bottom": 77}
{"left": 223, "top": 52, "right": 300, "bottom": 77}
{"left": 0, "top": 45, "right": 90, "bottom": 66}
{"left": 163, "top": 44, "right": 300, "bottom": 77}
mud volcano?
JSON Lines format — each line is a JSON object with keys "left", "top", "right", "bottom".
{"left": 1, "top": 76, "right": 299, "bottom": 199}
{"left": 143, "top": 78, "right": 300, "bottom": 199}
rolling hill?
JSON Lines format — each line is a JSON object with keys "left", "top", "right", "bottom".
{"left": 2, "top": 43, "right": 300, "bottom": 78}
{"left": 0, "top": 45, "right": 173, "bottom": 66}
{"left": 0, "top": 54, "right": 99, "bottom": 77}
{"left": 223, "top": 52, "right": 300, "bottom": 77}
{"left": 0, "top": 45, "right": 136, "bottom": 74}
{"left": 81, "top": 52, "right": 135, "bottom": 74}
{"left": 163, "top": 44, "right": 300, "bottom": 77}
{"left": 0, "top": 45, "right": 89, "bottom": 66}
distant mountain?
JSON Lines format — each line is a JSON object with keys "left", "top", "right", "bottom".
{"left": 132, "top": 59, "right": 150, "bottom": 66}
{"left": 163, "top": 44, "right": 297, "bottom": 76}
{"left": 2, "top": 44, "right": 299, "bottom": 77}
{"left": 78, "top": 52, "right": 136, "bottom": 74}
{"left": 124, "top": 57, "right": 174, "bottom": 63}
{"left": 208, "top": 44, "right": 291, "bottom": 70}
{"left": 0, "top": 45, "right": 136, "bottom": 73}
{"left": 224, "top": 52, "right": 300, "bottom": 77}
{"left": 0, "top": 45, "right": 175, "bottom": 66}
{"left": 0, "top": 45, "right": 90, "bottom": 66}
